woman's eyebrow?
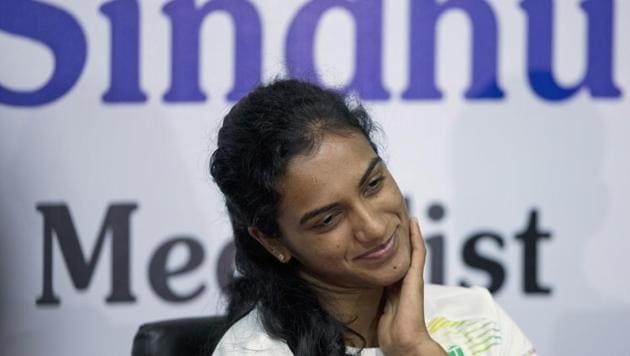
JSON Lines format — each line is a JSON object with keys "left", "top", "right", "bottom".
{"left": 298, "top": 157, "right": 382, "bottom": 226}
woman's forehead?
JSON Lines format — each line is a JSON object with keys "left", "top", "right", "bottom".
{"left": 283, "top": 133, "right": 375, "bottom": 184}
{"left": 277, "top": 133, "right": 378, "bottom": 215}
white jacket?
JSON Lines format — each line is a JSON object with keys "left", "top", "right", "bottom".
{"left": 213, "top": 284, "right": 536, "bottom": 356}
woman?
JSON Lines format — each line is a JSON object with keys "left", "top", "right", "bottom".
{"left": 210, "top": 79, "right": 535, "bottom": 356}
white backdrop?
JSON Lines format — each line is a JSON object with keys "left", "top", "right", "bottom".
{"left": 1, "top": 0, "right": 629, "bottom": 355}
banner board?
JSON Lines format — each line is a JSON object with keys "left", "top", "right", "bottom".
{"left": 2, "top": 1, "right": 629, "bottom": 355}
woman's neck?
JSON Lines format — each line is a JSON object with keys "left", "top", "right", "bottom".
{"left": 306, "top": 281, "right": 385, "bottom": 348}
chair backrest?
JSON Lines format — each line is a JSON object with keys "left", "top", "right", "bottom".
{"left": 131, "top": 316, "right": 228, "bottom": 356}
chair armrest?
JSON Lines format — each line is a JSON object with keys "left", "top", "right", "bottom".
{"left": 131, "top": 316, "right": 228, "bottom": 356}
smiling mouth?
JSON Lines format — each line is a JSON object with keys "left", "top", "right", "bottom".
{"left": 355, "top": 233, "right": 396, "bottom": 260}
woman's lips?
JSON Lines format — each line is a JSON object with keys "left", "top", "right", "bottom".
{"left": 355, "top": 233, "right": 396, "bottom": 260}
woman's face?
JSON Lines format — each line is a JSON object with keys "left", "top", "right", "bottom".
{"left": 274, "top": 131, "right": 411, "bottom": 290}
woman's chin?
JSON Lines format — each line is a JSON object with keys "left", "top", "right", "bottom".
{"left": 387, "top": 235, "right": 412, "bottom": 283}
{"left": 375, "top": 255, "right": 411, "bottom": 287}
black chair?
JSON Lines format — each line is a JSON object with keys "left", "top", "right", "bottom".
{"left": 131, "top": 316, "right": 228, "bottom": 356}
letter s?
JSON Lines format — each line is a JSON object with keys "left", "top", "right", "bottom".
{"left": 459, "top": 231, "right": 506, "bottom": 293}
{"left": 0, "top": 0, "right": 86, "bottom": 106}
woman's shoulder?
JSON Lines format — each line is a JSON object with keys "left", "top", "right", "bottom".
{"left": 425, "top": 284, "right": 497, "bottom": 313}
{"left": 426, "top": 283, "right": 491, "bottom": 297}
{"left": 424, "top": 284, "right": 502, "bottom": 330}
{"left": 424, "top": 284, "right": 537, "bottom": 356}
{"left": 212, "top": 308, "right": 292, "bottom": 356}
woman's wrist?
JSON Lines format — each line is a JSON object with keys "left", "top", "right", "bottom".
{"left": 384, "top": 337, "right": 447, "bottom": 356}
{"left": 410, "top": 339, "right": 448, "bottom": 356}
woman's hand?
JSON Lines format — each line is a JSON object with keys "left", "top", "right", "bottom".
{"left": 377, "top": 218, "right": 447, "bottom": 356}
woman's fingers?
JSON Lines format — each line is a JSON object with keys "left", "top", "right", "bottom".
{"left": 401, "top": 218, "right": 425, "bottom": 291}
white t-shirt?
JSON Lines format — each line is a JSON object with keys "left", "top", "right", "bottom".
{"left": 213, "top": 284, "right": 536, "bottom": 356}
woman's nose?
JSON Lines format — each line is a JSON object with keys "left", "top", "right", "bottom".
{"left": 351, "top": 202, "right": 387, "bottom": 243}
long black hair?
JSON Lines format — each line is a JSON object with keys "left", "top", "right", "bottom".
{"left": 209, "top": 79, "right": 379, "bottom": 355}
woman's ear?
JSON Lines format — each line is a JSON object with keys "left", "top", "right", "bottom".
{"left": 247, "top": 226, "right": 292, "bottom": 263}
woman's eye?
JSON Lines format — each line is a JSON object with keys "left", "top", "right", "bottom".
{"left": 366, "top": 176, "right": 384, "bottom": 192}
{"left": 315, "top": 213, "right": 338, "bottom": 229}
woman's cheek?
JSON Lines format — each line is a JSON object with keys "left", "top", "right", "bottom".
{"left": 386, "top": 184, "right": 406, "bottom": 213}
